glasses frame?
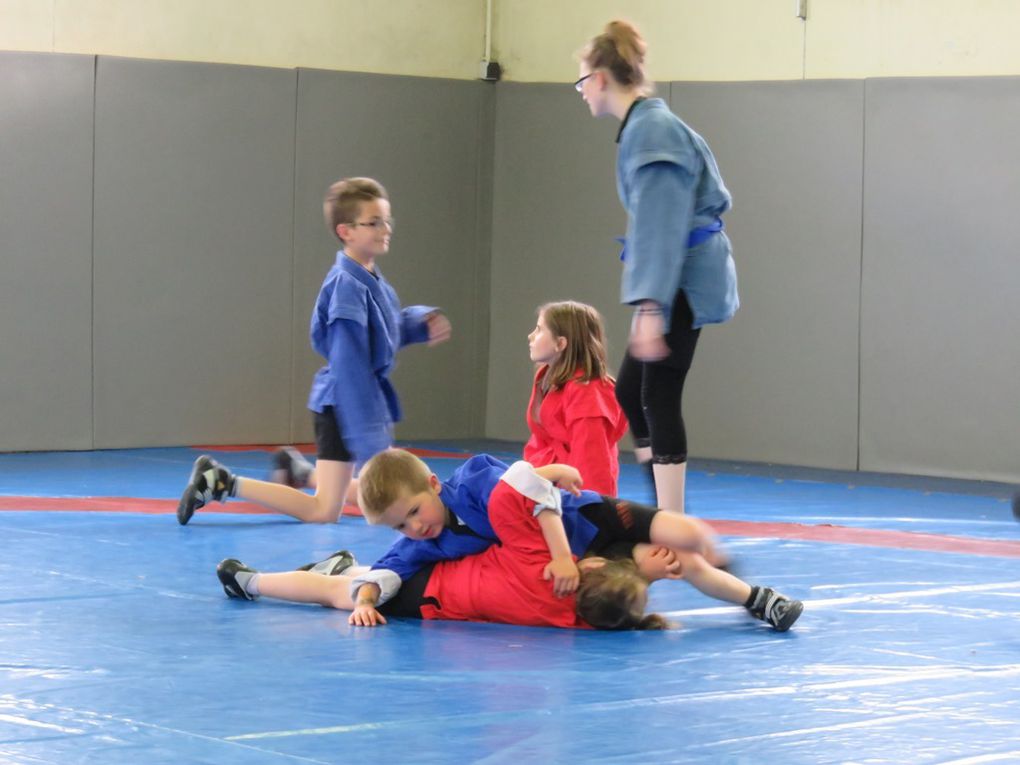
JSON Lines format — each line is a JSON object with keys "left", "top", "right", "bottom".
{"left": 573, "top": 72, "right": 596, "bottom": 92}
{"left": 349, "top": 218, "right": 395, "bottom": 232}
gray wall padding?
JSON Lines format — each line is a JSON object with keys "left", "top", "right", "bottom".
{"left": 668, "top": 81, "right": 865, "bottom": 470}
{"left": 487, "top": 81, "right": 866, "bottom": 472}
{"left": 1, "top": 50, "right": 1017, "bottom": 483}
{"left": 92, "top": 57, "right": 296, "bottom": 448}
{"left": 291, "top": 70, "right": 493, "bottom": 443}
{"left": 0, "top": 53, "right": 95, "bottom": 451}
{"left": 486, "top": 83, "right": 629, "bottom": 443}
{"left": 860, "top": 77, "right": 1020, "bottom": 482}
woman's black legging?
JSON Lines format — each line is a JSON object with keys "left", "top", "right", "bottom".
{"left": 615, "top": 290, "right": 701, "bottom": 464}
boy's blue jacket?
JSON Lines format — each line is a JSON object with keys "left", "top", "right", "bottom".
{"left": 371, "top": 454, "right": 602, "bottom": 581}
{"left": 307, "top": 252, "right": 435, "bottom": 462}
{"left": 616, "top": 97, "right": 739, "bottom": 329}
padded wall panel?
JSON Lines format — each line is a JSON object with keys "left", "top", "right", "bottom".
{"left": 291, "top": 70, "right": 493, "bottom": 442}
{"left": 486, "top": 83, "right": 629, "bottom": 443}
{"left": 670, "top": 81, "right": 864, "bottom": 469}
{"left": 860, "top": 77, "right": 1020, "bottom": 482}
{"left": 92, "top": 57, "right": 295, "bottom": 447}
{"left": 0, "top": 52, "right": 94, "bottom": 451}
{"left": 487, "top": 81, "right": 864, "bottom": 472}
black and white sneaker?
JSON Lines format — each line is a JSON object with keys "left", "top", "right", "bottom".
{"left": 271, "top": 446, "right": 314, "bottom": 489}
{"left": 177, "top": 455, "right": 236, "bottom": 525}
{"left": 296, "top": 549, "right": 357, "bottom": 576}
{"left": 217, "top": 558, "right": 258, "bottom": 601}
{"left": 746, "top": 586, "right": 803, "bottom": 632}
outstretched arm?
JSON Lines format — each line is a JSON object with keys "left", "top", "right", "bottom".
{"left": 244, "top": 567, "right": 398, "bottom": 628}
{"left": 400, "top": 305, "right": 447, "bottom": 347}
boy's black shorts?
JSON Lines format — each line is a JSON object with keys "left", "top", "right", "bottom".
{"left": 377, "top": 564, "right": 438, "bottom": 619}
{"left": 313, "top": 406, "right": 353, "bottom": 462}
{"left": 595, "top": 540, "right": 639, "bottom": 562}
{"left": 580, "top": 496, "right": 658, "bottom": 557}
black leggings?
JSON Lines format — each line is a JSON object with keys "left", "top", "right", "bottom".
{"left": 615, "top": 290, "right": 700, "bottom": 464}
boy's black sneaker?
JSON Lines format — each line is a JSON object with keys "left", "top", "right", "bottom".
{"left": 746, "top": 586, "right": 803, "bottom": 632}
{"left": 271, "top": 446, "right": 314, "bottom": 489}
{"left": 177, "top": 455, "right": 236, "bottom": 525}
{"left": 296, "top": 549, "right": 357, "bottom": 576}
{"left": 217, "top": 558, "right": 258, "bottom": 601}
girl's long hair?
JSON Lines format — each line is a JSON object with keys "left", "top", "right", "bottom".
{"left": 575, "top": 558, "right": 671, "bottom": 631}
{"left": 539, "top": 301, "right": 612, "bottom": 391}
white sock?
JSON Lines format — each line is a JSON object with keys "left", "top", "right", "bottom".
{"left": 234, "top": 570, "right": 260, "bottom": 596}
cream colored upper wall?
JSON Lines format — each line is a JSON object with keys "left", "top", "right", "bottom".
{"left": 495, "top": 0, "right": 1020, "bottom": 83}
{"left": 4, "top": 0, "right": 1020, "bottom": 80}
{"left": 0, "top": 0, "right": 55, "bottom": 51}
{"left": 494, "top": 0, "right": 805, "bottom": 83}
{"left": 806, "top": 0, "right": 1020, "bottom": 79}
{"left": 0, "top": 0, "right": 486, "bottom": 78}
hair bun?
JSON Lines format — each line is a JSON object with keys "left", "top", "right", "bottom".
{"left": 582, "top": 18, "right": 649, "bottom": 90}
{"left": 604, "top": 20, "right": 646, "bottom": 64}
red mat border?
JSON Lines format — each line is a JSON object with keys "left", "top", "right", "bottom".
{"left": 189, "top": 444, "right": 471, "bottom": 459}
{"left": 2, "top": 497, "right": 1018, "bottom": 557}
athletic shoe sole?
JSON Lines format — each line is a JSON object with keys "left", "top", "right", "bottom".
{"left": 177, "top": 455, "right": 214, "bottom": 526}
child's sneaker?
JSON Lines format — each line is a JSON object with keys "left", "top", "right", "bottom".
{"left": 296, "top": 549, "right": 357, "bottom": 576}
{"left": 271, "top": 446, "right": 314, "bottom": 489}
{"left": 217, "top": 558, "right": 258, "bottom": 600}
{"left": 177, "top": 455, "right": 236, "bottom": 525}
{"left": 746, "top": 586, "right": 803, "bottom": 632}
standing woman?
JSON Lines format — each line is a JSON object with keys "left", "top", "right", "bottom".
{"left": 576, "top": 21, "right": 738, "bottom": 513}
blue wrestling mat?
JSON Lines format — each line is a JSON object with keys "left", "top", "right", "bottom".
{"left": 1, "top": 443, "right": 1018, "bottom": 763}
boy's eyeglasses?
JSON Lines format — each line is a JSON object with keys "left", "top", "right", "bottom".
{"left": 573, "top": 73, "right": 595, "bottom": 92}
{"left": 350, "top": 218, "right": 395, "bottom": 232}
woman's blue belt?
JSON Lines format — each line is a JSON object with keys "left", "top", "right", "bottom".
{"left": 617, "top": 217, "right": 724, "bottom": 261}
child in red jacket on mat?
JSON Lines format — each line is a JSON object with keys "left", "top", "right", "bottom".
{"left": 215, "top": 471, "right": 675, "bottom": 631}
{"left": 215, "top": 455, "right": 802, "bottom": 632}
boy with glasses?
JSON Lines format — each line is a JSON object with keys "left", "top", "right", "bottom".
{"left": 177, "top": 177, "right": 450, "bottom": 526}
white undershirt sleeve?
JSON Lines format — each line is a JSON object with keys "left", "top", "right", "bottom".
{"left": 349, "top": 568, "right": 402, "bottom": 606}
{"left": 499, "top": 461, "right": 563, "bottom": 517}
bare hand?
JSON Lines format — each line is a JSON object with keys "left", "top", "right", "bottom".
{"left": 426, "top": 313, "right": 452, "bottom": 346}
{"left": 543, "top": 557, "right": 580, "bottom": 597}
{"left": 349, "top": 604, "right": 388, "bottom": 627}
{"left": 629, "top": 306, "right": 670, "bottom": 361}
{"left": 553, "top": 465, "right": 584, "bottom": 496}
{"left": 632, "top": 544, "right": 684, "bottom": 582}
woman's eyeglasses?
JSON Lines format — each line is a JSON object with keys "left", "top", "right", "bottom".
{"left": 573, "top": 73, "right": 595, "bottom": 92}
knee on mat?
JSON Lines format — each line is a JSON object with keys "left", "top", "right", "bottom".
{"left": 306, "top": 503, "right": 342, "bottom": 524}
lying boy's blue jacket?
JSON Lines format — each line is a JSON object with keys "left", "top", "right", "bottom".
{"left": 616, "top": 97, "right": 739, "bottom": 329}
{"left": 307, "top": 252, "right": 435, "bottom": 462}
{"left": 371, "top": 454, "right": 602, "bottom": 581}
